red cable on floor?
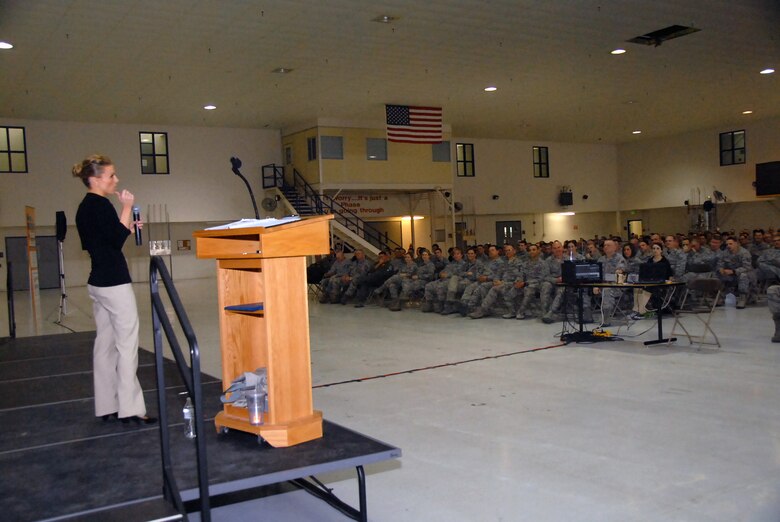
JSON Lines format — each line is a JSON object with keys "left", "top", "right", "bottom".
{"left": 313, "top": 341, "right": 567, "bottom": 389}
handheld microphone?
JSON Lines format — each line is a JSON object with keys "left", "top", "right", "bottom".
{"left": 132, "top": 206, "right": 142, "bottom": 246}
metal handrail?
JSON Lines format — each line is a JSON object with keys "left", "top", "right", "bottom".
{"left": 149, "top": 256, "right": 210, "bottom": 522}
{"left": 286, "top": 168, "right": 403, "bottom": 252}
{"left": 262, "top": 163, "right": 285, "bottom": 189}
{"left": 6, "top": 261, "right": 15, "bottom": 339}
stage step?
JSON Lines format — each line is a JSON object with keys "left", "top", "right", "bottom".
{"left": 67, "top": 497, "right": 183, "bottom": 521}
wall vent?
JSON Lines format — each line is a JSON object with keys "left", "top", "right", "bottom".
{"left": 627, "top": 25, "right": 700, "bottom": 47}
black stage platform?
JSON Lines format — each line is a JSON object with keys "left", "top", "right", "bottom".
{"left": 0, "top": 332, "right": 401, "bottom": 521}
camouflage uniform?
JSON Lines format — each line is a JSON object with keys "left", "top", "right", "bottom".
{"left": 515, "top": 256, "right": 551, "bottom": 319}
{"left": 597, "top": 253, "right": 627, "bottom": 321}
{"left": 683, "top": 248, "right": 716, "bottom": 281}
{"left": 423, "top": 258, "right": 468, "bottom": 312}
{"left": 768, "top": 285, "right": 780, "bottom": 342}
{"left": 401, "top": 260, "right": 436, "bottom": 300}
{"left": 341, "top": 257, "right": 373, "bottom": 298}
{"left": 461, "top": 257, "right": 506, "bottom": 313}
{"left": 320, "top": 257, "right": 352, "bottom": 301}
{"left": 757, "top": 248, "right": 780, "bottom": 281}
{"left": 473, "top": 256, "right": 524, "bottom": 318}
{"left": 716, "top": 246, "right": 754, "bottom": 297}
{"left": 381, "top": 262, "right": 417, "bottom": 299}
{"left": 664, "top": 247, "right": 687, "bottom": 280}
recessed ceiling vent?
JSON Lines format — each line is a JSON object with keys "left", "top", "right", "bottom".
{"left": 627, "top": 25, "right": 700, "bottom": 47}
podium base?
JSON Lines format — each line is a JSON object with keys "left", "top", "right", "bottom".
{"left": 215, "top": 410, "right": 323, "bottom": 447}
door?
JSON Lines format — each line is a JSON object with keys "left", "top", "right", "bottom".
{"left": 496, "top": 220, "right": 522, "bottom": 246}
{"left": 627, "top": 219, "right": 643, "bottom": 239}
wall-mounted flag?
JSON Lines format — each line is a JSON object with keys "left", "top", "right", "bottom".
{"left": 386, "top": 105, "right": 442, "bottom": 144}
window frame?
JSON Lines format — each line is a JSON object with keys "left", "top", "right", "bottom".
{"left": 456, "top": 143, "right": 475, "bottom": 177}
{"left": 719, "top": 130, "right": 746, "bottom": 166}
{"left": 307, "top": 136, "right": 317, "bottom": 161}
{"left": 533, "top": 146, "right": 549, "bottom": 178}
{"left": 139, "top": 131, "right": 170, "bottom": 175}
{"left": 0, "top": 126, "right": 29, "bottom": 173}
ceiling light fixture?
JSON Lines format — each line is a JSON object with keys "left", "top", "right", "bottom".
{"left": 742, "top": 110, "right": 753, "bottom": 115}
{"left": 760, "top": 68, "right": 775, "bottom": 75}
{"left": 272, "top": 67, "right": 293, "bottom": 74}
{"left": 632, "top": 130, "right": 642, "bottom": 134}
{"left": 484, "top": 86, "right": 497, "bottom": 92}
{"left": 0, "top": 41, "right": 13, "bottom": 50}
{"left": 610, "top": 48, "right": 626, "bottom": 55}
{"left": 372, "top": 15, "right": 398, "bottom": 23}
{"left": 204, "top": 105, "right": 216, "bottom": 110}
{"left": 558, "top": 212, "right": 575, "bottom": 216}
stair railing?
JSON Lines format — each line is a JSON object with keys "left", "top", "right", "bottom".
{"left": 149, "top": 256, "right": 211, "bottom": 522}
{"left": 284, "top": 168, "right": 403, "bottom": 252}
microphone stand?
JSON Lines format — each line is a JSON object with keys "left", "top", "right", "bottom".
{"left": 230, "top": 157, "right": 259, "bottom": 219}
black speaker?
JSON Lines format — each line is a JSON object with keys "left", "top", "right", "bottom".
{"left": 56, "top": 211, "right": 67, "bottom": 241}
{"left": 558, "top": 192, "right": 573, "bottom": 206}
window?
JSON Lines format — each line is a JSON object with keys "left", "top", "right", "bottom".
{"left": 432, "top": 141, "right": 451, "bottom": 162}
{"left": 533, "top": 146, "right": 549, "bottom": 178}
{"left": 284, "top": 145, "right": 293, "bottom": 165}
{"left": 366, "top": 138, "right": 387, "bottom": 160}
{"left": 456, "top": 143, "right": 475, "bottom": 177}
{"left": 307, "top": 137, "right": 317, "bottom": 161}
{"left": 321, "top": 136, "right": 343, "bottom": 159}
{"left": 0, "top": 126, "right": 28, "bottom": 173}
{"left": 720, "top": 130, "right": 745, "bottom": 166}
{"left": 139, "top": 132, "right": 169, "bottom": 174}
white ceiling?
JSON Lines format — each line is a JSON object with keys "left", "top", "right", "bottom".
{"left": 1, "top": 0, "right": 778, "bottom": 143}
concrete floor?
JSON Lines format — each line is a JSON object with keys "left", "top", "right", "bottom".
{"left": 3, "top": 280, "right": 779, "bottom": 521}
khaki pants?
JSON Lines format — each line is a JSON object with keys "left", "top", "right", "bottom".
{"left": 633, "top": 289, "right": 652, "bottom": 313}
{"left": 88, "top": 283, "right": 146, "bottom": 418}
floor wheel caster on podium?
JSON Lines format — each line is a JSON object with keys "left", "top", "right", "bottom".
{"left": 219, "top": 426, "right": 229, "bottom": 435}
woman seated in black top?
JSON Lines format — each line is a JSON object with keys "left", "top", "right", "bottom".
{"left": 644, "top": 242, "right": 674, "bottom": 313}
{"left": 646, "top": 242, "right": 674, "bottom": 280}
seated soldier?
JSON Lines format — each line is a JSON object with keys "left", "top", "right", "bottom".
{"left": 593, "top": 239, "right": 627, "bottom": 325}
{"left": 460, "top": 245, "right": 505, "bottom": 316}
{"left": 717, "top": 238, "right": 755, "bottom": 309}
{"left": 396, "top": 249, "right": 436, "bottom": 310}
{"left": 338, "top": 250, "right": 371, "bottom": 304}
{"left": 353, "top": 251, "right": 395, "bottom": 307}
{"left": 757, "top": 234, "right": 780, "bottom": 284}
{"left": 515, "top": 244, "right": 551, "bottom": 319}
{"left": 542, "top": 241, "right": 566, "bottom": 323}
{"left": 769, "top": 285, "right": 780, "bottom": 343}
{"left": 377, "top": 252, "right": 417, "bottom": 310}
{"left": 469, "top": 244, "right": 523, "bottom": 319}
{"left": 319, "top": 249, "right": 351, "bottom": 303}
{"left": 422, "top": 247, "right": 465, "bottom": 313}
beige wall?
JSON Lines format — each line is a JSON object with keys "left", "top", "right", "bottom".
{"left": 0, "top": 119, "right": 281, "bottom": 290}
{"left": 281, "top": 127, "right": 320, "bottom": 186}
{"left": 617, "top": 116, "right": 780, "bottom": 210}
{"left": 451, "top": 138, "right": 619, "bottom": 217}
{"left": 283, "top": 125, "right": 452, "bottom": 189}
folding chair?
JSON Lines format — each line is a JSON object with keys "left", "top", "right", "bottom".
{"left": 669, "top": 278, "right": 723, "bottom": 348}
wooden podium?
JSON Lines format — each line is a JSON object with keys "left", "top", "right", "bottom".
{"left": 193, "top": 215, "right": 332, "bottom": 447}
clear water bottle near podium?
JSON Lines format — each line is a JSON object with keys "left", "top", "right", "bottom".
{"left": 183, "top": 396, "right": 196, "bottom": 439}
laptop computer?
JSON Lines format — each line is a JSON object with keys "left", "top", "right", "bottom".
{"left": 562, "top": 260, "right": 602, "bottom": 284}
{"left": 638, "top": 263, "right": 668, "bottom": 283}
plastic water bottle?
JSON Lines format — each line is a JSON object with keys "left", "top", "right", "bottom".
{"left": 724, "top": 293, "right": 736, "bottom": 307}
{"left": 183, "top": 397, "right": 196, "bottom": 439}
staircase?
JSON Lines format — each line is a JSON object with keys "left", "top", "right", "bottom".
{"left": 262, "top": 164, "right": 402, "bottom": 255}
{"left": 279, "top": 184, "right": 317, "bottom": 216}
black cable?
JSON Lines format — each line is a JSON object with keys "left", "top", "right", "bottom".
{"left": 313, "top": 342, "right": 566, "bottom": 389}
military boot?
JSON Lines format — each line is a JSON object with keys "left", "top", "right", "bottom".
{"left": 432, "top": 301, "right": 443, "bottom": 314}
{"left": 420, "top": 300, "right": 434, "bottom": 313}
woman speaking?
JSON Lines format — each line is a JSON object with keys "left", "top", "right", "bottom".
{"left": 73, "top": 155, "right": 155, "bottom": 425}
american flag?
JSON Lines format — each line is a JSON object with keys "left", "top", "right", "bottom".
{"left": 385, "top": 105, "right": 443, "bottom": 144}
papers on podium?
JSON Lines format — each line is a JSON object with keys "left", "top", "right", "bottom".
{"left": 205, "top": 216, "right": 302, "bottom": 230}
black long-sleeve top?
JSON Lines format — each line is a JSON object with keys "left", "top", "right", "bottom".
{"left": 75, "top": 193, "right": 132, "bottom": 287}
{"left": 645, "top": 255, "right": 674, "bottom": 281}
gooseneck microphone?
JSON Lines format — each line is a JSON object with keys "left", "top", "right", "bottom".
{"left": 132, "top": 206, "right": 142, "bottom": 246}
